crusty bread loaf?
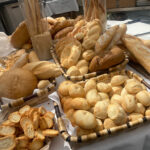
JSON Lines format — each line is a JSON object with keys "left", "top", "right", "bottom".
{"left": 89, "top": 46, "right": 125, "bottom": 72}
{"left": 28, "top": 51, "right": 40, "bottom": 62}
{"left": 123, "top": 36, "right": 150, "bottom": 73}
{"left": 0, "top": 68, "right": 37, "bottom": 99}
{"left": 11, "top": 21, "right": 30, "bottom": 49}
{"left": 95, "top": 25, "right": 119, "bottom": 56}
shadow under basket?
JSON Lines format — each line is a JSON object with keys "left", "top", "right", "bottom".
{"left": 50, "top": 48, "right": 129, "bottom": 82}
{"left": 53, "top": 70, "right": 150, "bottom": 143}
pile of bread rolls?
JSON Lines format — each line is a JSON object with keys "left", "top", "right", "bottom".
{"left": 0, "top": 49, "right": 61, "bottom": 99}
{"left": 58, "top": 74, "right": 150, "bottom": 136}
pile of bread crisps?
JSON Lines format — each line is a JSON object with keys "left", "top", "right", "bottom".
{"left": 0, "top": 105, "right": 58, "bottom": 150}
{"left": 58, "top": 74, "right": 150, "bottom": 136}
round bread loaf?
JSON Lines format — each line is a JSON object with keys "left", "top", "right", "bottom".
{"left": 86, "top": 89, "right": 101, "bottom": 106}
{"left": 0, "top": 68, "right": 37, "bottom": 99}
{"left": 94, "top": 101, "right": 109, "bottom": 119}
{"left": 111, "top": 94, "right": 122, "bottom": 105}
{"left": 111, "top": 75, "right": 127, "bottom": 86}
{"left": 136, "top": 90, "right": 150, "bottom": 106}
{"left": 128, "top": 113, "right": 143, "bottom": 121}
{"left": 97, "top": 82, "right": 112, "bottom": 93}
{"left": 107, "top": 103, "right": 127, "bottom": 125}
{"left": 58, "top": 81, "right": 73, "bottom": 97}
{"left": 125, "top": 81, "right": 143, "bottom": 94}
{"left": 73, "top": 110, "right": 97, "bottom": 130}
{"left": 98, "top": 92, "right": 109, "bottom": 100}
{"left": 69, "top": 84, "right": 85, "bottom": 98}
{"left": 84, "top": 79, "right": 97, "bottom": 93}
{"left": 121, "top": 94, "right": 136, "bottom": 113}
{"left": 135, "top": 103, "right": 145, "bottom": 115}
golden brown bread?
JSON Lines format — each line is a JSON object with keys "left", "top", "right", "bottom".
{"left": 0, "top": 68, "right": 37, "bottom": 99}
{"left": 11, "top": 21, "right": 30, "bottom": 49}
{"left": 54, "top": 26, "right": 74, "bottom": 39}
{"left": 95, "top": 25, "right": 119, "bottom": 56}
{"left": 89, "top": 46, "right": 125, "bottom": 72}
{"left": 123, "top": 35, "right": 150, "bottom": 73}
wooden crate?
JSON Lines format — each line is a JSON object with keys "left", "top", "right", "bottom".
{"left": 107, "top": 0, "right": 136, "bottom": 9}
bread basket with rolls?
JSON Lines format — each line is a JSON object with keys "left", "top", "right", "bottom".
{"left": 53, "top": 70, "right": 150, "bottom": 143}
{"left": 0, "top": 105, "right": 59, "bottom": 150}
{"left": 50, "top": 0, "right": 129, "bottom": 81}
{"left": 0, "top": 49, "right": 62, "bottom": 112}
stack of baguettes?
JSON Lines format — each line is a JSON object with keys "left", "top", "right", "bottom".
{"left": 9, "top": 0, "right": 150, "bottom": 75}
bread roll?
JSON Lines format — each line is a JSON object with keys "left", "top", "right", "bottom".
{"left": 97, "top": 82, "right": 112, "bottom": 93}
{"left": 94, "top": 100, "right": 109, "bottom": 119}
{"left": 82, "top": 50, "right": 95, "bottom": 61}
{"left": 0, "top": 68, "right": 37, "bottom": 99}
{"left": 58, "top": 81, "right": 73, "bottom": 97}
{"left": 104, "top": 118, "right": 116, "bottom": 129}
{"left": 69, "top": 84, "right": 85, "bottom": 98}
{"left": 66, "top": 109, "right": 76, "bottom": 126}
{"left": 66, "top": 66, "right": 81, "bottom": 76}
{"left": 121, "top": 88, "right": 128, "bottom": 97}
{"left": 71, "top": 98, "right": 90, "bottom": 110}
{"left": 111, "top": 75, "right": 127, "bottom": 86}
{"left": 111, "top": 94, "right": 122, "bottom": 105}
{"left": 145, "top": 107, "right": 150, "bottom": 116}
{"left": 121, "top": 94, "right": 136, "bottom": 113}
{"left": 128, "top": 113, "right": 143, "bottom": 121}
{"left": 84, "top": 79, "right": 97, "bottom": 93}
{"left": 73, "top": 110, "right": 97, "bottom": 130}
{"left": 95, "top": 119, "right": 103, "bottom": 131}
{"left": 136, "top": 90, "right": 150, "bottom": 106}
{"left": 86, "top": 89, "right": 101, "bottom": 106}
{"left": 110, "top": 86, "right": 122, "bottom": 96}
{"left": 28, "top": 51, "right": 40, "bottom": 62}
{"left": 63, "top": 97, "right": 73, "bottom": 113}
{"left": 135, "top": 103, "right": 145, "bottom": 115}
{"left": 38, "top": 80, "right": 50, "bottom": 89}
{"left": 33, "top": 63, "right": 62, "bottom": 79}
{"left": 125, "top": 82, "right": 143, "bottom": 94}
{"left": 107, "top": 104, "right": 127, "bottom": 125}
{"left": 98, "top": 92, "right": 109, "bottom": 100}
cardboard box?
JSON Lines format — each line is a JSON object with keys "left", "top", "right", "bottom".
{"left": 107, "top": 0, "right": 136, "bottom": 9}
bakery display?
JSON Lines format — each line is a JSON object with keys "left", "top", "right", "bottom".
{"left": 58, "top": 71, "right": 150, "bottom": 136}
{"left": 0, "top": 105, "right": 58, "bottom": 150}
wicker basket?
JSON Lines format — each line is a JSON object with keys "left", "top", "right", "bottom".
{"left": 53, "top": 70, "right": 150, "bottom": 143}
{"left": 50, "top": 48, "right": 129, "bottom": 82}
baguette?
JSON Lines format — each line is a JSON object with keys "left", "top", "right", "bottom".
{"left": 106, "top": 24, "right": 127, "bottom": 50}
{"left": 89, "top": 46, "right": 125, "bottom": 72}
{"left": 95, "top": 25, "right": 119, "bottom": 56}
{"left": 0, "top": 135, "right": 16, "bottom": 150}
{"left": 123, "top": 36, "right": 150, "bottom": 73}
